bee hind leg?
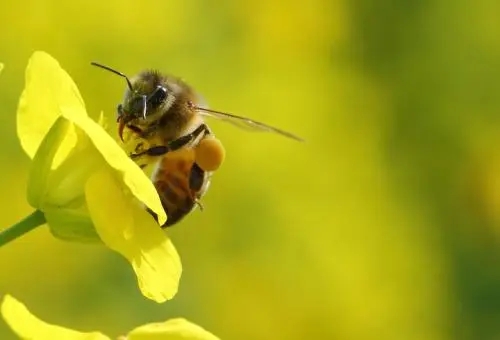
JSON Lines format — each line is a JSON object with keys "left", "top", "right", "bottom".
{"left": 167, "top": 123, "right": 210, "bottom": 150}
{"left": 130, "top": 145, "right": 170, "bottom": 159}
{"left": 194, "top": 199, "right": 204, "bottom": 211}
{"left": 130, "top": 124, "right": 210, "bottom": 159}
{"left": 146, "top": 207, "right": 159, "bottom": 222}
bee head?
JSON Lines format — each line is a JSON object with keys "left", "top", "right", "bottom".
{"left": 91, "top": 63, "right": 172, "bottom": 139}
{"left": 120, "top": 71, "right": 170, "bottom": 123}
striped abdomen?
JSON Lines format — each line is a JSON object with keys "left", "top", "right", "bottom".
{"left": 151, "top": 147, "right": 211, "bottom": 227}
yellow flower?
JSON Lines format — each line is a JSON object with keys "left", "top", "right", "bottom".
{"left": 1, "top": 295, "right": 219, "bottom": 340}
{"left": 17, "top": 51, "right": 180, "bottom": 303}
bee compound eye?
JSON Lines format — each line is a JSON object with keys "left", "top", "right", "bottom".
{"left": 148, "top": 86, "right": 167, "bottom": 108}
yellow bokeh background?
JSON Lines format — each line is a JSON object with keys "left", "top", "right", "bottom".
{"left": 1, "top": 0, "right": 500, "bottom": 339}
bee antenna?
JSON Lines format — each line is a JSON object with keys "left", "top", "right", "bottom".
{"left": 90, "top": 62, "right": 134, "bottom": 91}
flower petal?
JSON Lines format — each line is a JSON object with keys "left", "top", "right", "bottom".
{"left": 0, "top": 63, "right": 3, "bottom": 74}
{"left": 27, "top": 116, "right": 71, "bottom": 208}
{"left": 17, "top": 51, "right": 83, "bottom": 162}
{"left": 85, "top": 169, "right": 181, "bottom": 303}
{"left": 63, "top": 107, "right": 166, "bottom": 226}
{"left": 44, "top": 208, "right": 100, "bottom": 242}
{"left": 128, "top": 318, "right": 219, "bottom": 340}
{"left": 1, "top": 295, "right": 109, "bottom": 340}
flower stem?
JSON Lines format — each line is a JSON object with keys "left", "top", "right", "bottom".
{"left": 0, "top": 210, "right": 46, "bottom": 248}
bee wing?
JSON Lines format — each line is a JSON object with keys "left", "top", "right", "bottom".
{"left": 195, "top": 107, "right": 304, "bottom": 142}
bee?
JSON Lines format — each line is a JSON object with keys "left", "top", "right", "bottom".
{"left": 91, "top": 62, "right": 303, "bottom": 227}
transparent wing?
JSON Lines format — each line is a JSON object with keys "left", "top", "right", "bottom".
{"left": 195, "top": 106, "right": 304, "bottom": 142}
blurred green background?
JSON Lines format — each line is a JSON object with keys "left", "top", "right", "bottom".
{"left": 1, "top": 0, "right": 500, "bottom": 339}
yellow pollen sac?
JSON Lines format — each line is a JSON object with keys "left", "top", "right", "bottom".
{"left": 194, "top": 136, "right": 225, "bottom": 172}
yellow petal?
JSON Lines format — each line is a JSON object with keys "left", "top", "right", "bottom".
{"left": 128, "top": 318, "right": 219, "bottom": 340}
{"left": 0, "top": 63, "right": 4, "bottom": 74}
{"left": 96, "top": 111, "right": 108, "bottom": 130}
{"left": 17, "top": 51, "right": 82, "bottom": 162}
{"left": 1, "top": 295, "right": 109, "bottom": 340}
{"left": 27, "top": 116, "right": 71, "bottom": 208}
{"left": 63, "top": 107, "right": 166, "bottom": 226}
{"left": 85, "top": 169, "right": 181, "bottom": 303}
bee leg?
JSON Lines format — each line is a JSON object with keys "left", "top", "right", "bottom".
{"left": 145, "top": 208, "right": 171, "bottom": 228}
{"left": 168, "top": 124, "right": 210, "bottom": 150}
{"left": 130, "top": 124, "right": 210, "bottom": 159}
{"left": 146, "top": 208, "right": 159, "bottom": 223}
{"left": 133, "top": 142, "right": 144, "bottom": 153}
{"left": 194, "top": 199, "right": 204, "bottom": 211}
{"left": 130, "top": 145, "right": 170, "bottom": 159}
{"left": 127, "top": 125, "right": 143, "bottom": 134}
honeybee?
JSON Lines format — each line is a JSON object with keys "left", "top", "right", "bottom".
{"left": 91, "top": 62, "right": 303, "bottom": 227}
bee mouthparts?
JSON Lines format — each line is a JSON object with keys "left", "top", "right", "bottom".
{"left": 118, "top": 117, "right": 126, "bottom": 141}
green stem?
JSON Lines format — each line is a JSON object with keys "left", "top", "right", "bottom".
{"left": 0, "top": 210, "right": 46, "bottom": 247}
